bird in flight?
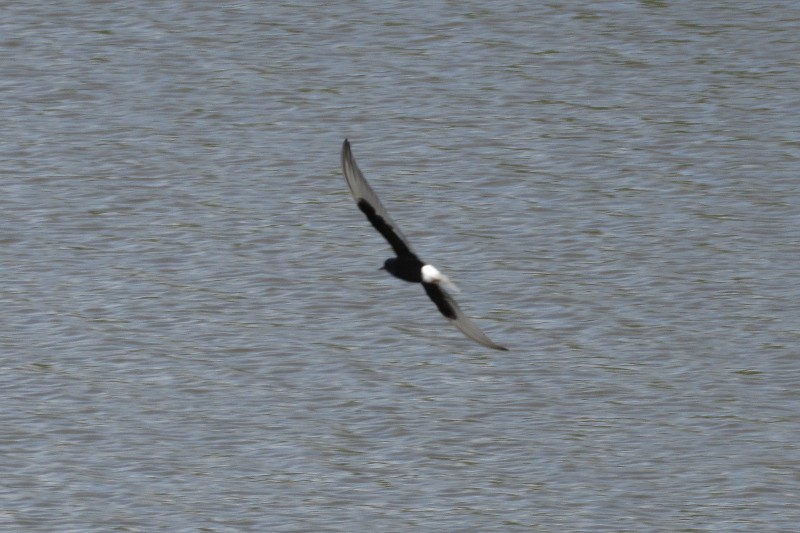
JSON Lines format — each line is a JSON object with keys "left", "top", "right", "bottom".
{"left": 341, "top": 139, "right": 508, "bottom": 351}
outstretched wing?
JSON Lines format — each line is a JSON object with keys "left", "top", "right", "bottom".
{"left": 341, "top": 139, "right": 417, "bottom": 259}
{"left": 423, "top": 282, "right": 508, "bottom": 351}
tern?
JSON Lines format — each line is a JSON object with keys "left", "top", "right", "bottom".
{"left": 341, "top": 139, "right": 508, "bottom": 351}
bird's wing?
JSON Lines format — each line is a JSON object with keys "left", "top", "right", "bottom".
{"left": 342, "top": 139, "right": 417, "bottom": 259}
{"left": 423, "top": 282, "right": 508, "bottom": 351}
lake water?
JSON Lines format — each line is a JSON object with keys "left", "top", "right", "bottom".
{"left": 2, "top": 1, "right": 799, "bottom": 531}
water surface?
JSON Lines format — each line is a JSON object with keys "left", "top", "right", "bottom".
{"left": 2, "top": 1, "right": 799, "bottom": 531}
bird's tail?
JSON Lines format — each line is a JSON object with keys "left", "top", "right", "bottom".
{"left": 437, "top": 273, "right": 460, "bottom": 293}
{"left": 422, "top": 264, "right": 459, "bottom": 293}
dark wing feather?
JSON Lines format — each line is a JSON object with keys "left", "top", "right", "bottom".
{"left": 423, "top": 282, "right": 508, "bottom": 351}
{"left": 342, "top": 139, "right": 417, "bottom": 259}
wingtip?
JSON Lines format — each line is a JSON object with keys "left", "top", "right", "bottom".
{"left": 478, "top": 337, "right": 509, "bottom": 351}
{"left": 342, "top": 139, "right": 354, "bottom": 163}
{"left": 465, "top": 335, "right": 509, "bottom": 352}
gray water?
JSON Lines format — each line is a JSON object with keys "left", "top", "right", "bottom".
{"left": 2, "top": 1, "right": 799, "bottom": 531}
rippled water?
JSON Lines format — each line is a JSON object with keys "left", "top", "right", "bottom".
{"left": 2, "top": 2, "right": 799, "bottom": 531}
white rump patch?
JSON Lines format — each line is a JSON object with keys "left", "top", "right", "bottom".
{"left": 421, "top": 264, "right": 459, "bottom": 292}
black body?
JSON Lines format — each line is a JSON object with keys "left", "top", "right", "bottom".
{"left": 383, "top": 256, "right": 424, "bottom": 283}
